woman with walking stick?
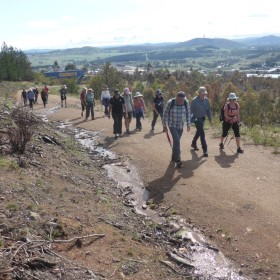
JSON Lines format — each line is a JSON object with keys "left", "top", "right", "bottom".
{"left": 219, "top": 92, "right": 244, "bottom": 154}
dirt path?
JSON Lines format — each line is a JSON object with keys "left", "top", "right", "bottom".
{"left": 29, "top": 93, "right": 280, "bottom": 279}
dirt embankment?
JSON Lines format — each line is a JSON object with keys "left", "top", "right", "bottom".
{"left": 1, "top": 92, "right": 279, "bottom": 279}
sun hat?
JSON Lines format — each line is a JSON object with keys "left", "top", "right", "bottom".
{"left": 114, "top": 89, "right": 120, "bottom": 94}
{"left": 177, "top": 91, "right": 186, "bottom": 99}
{"left": 88, "top": 88, "right": 93, "bottom": 92}
{"left": 198, "top": 86, "right": 207, "bottom": 94}
{"left": 134, "top": 92, "right": 143, "bottom": 98}
{"left": 227, "top": 92, "right": 238, "bottom": 101}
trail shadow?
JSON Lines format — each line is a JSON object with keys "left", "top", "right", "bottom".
{"left": 214, "top": 149, "right": 238, "bottom": 168}
{"left": 146, "top": 152, "right": 205, "bottom": 204}
{"left": 73, "top": 119, "right": 88, "bottom": 125}
{"left": 69, "top": 117, "right": 82, "bottom": 122}
{"left": 143, "top": 130, "right": 162, "bottom": 139}
{"left": 178, "top": 150, "right": 207, "bottom": 179}
{"left": 145, "top": 161, "right": 180, "bottom": 204}
{"left": 103, "top": 136, "right": 121, "bottom": 147}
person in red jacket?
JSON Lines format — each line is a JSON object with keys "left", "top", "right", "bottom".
{"left": 80, "top": 87, "right": 87, "bottom": 117}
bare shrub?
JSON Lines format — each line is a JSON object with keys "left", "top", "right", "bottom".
{"left": 6, "top": 106, "right": 38, "bottom": 154}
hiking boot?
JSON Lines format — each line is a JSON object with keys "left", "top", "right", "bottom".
{"left": 191, "top": 143, "right": 199, "bottom": 151}
{"left": 219, "top": 143, "right": 224, "bottom": 149}
{"left": 203, "top": 151, "right": 208, "bottom": 157}
{"left": 237, "top": 147, "right": 244, "bottom": 154}
{"left": 126, "top": 129, "right": 130, "bottom": 134}
{"left": 176, "top": 160, "right": 183, "bottom": 168}
{"left": 114, "top": 134, "right": 118, "bottom": 140}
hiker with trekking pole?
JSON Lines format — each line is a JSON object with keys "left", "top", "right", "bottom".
{"left": 162, "top": 91, "right": 191, "bottom": 168}
{"left": 219, "top": 92, "right": 244, "bottom": 154}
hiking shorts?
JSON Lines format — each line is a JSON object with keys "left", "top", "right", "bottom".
{"left": 222, "top": 121, "right": 240, "bottom": 138}
{"left": 123, "top": 111, "right": 132, "bottom": 120}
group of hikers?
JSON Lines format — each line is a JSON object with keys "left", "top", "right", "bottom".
{"left": 79, "top": 85, "right": 244, "bottom": 167}
{"left": 21, "top": 85, "right": 49, "bottom": 109}
{"left": 22, "top": 84, "right": 243, "bottom": 168}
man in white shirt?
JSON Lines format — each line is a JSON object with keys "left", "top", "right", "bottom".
{"left": 101, "top": 86, "right": 111, "bottom": 117}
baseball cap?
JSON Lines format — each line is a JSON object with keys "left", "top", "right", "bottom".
{"left": 177, "top": 91, "right": 186, "bottom": 99}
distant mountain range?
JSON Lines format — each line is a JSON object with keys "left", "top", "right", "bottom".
{"left": 26, "top": 35, "right": 280, "bottom": 71}
{"left": 25, "top": 35, "right": 280, "bottom": 55}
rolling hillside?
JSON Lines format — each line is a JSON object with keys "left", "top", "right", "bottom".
{"left": 26, "top": 35, "right": 280, "bottom": 71}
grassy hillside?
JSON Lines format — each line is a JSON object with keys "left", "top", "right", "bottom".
{"left": 26, "top": 36, "right": 280, "bottom": 72}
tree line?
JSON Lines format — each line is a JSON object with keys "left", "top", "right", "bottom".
{"left": 89, "top": 63, "right": 280, "bottom": 128}
{"left": 0, "top": 42, "right": 34, "bottom": 82}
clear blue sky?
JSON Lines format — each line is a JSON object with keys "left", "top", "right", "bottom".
{"left": 1, "top": 0, "right": 279, "bottom": 50}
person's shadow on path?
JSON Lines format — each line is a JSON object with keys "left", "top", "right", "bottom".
{"left": 214, "top": 149, "right": 238, "bottom": 168}
{"left": 143, "top": 130, "right": 162, "bottom": 139}
{"left": 146, "top": 151, "right": 206, "bottom": 204}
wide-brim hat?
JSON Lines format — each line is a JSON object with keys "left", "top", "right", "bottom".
{"left": 88, "top": 88, "right": 94, "bottom": 92}
{"left": 227, "top": 92, "right": 238, "bottom": 101}
{"left": 198, "top": 86, "right": 207, "bottom": 94}
{"left": 134, "top": 92, "right": 143, "bottom": 98}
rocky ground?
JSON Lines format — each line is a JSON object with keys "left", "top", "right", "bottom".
{"left": 0, "top": 92, "right": 280, "bottom": 279}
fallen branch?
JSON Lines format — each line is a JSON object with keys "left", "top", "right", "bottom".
{"left": 160, "top": 260, "right": 181, "bottom": 274}
{"left": 167, "top": 251, "right": 194, "bottom": 268}
{"left": 53, "top": 233, "right": 105, "bottom": 243}
{"left": 163, "top": 204, "right": 174, "bottom": 216}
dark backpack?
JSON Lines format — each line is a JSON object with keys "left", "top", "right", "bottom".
{"left": 220, "top": 103, "right": 238, "bottom": 122}
{"left": 169, "top": 98, "right": 188, "bottom": 114}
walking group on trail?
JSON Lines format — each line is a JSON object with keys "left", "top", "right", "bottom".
{"left": 21, "top": 83, "right": 244, "bottom": 167}
{"left": 22, "top": 85, "right": 49, "bottom": 109}
{"left": 95, "top": 85, "right": 244, "bottom": 167}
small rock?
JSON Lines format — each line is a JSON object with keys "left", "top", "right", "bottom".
{"left": 142, "top": 204, "right": 147, "bottom": 210}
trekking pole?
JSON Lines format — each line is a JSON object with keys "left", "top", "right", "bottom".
{"left": 165, "top": 130, "right": 173, "bottom": 149}
{"left": 227, "top": 134, "right": 235, "bottom": 146}
{"left": 223, "top": 123, "right": 233, "bottom": 146}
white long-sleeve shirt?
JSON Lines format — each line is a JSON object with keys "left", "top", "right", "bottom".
{"left": 101, "top": 90, "right": 111, "bottom": 101}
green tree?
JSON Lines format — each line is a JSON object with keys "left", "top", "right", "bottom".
{"left": 258, "top": 90, "right": 273, "bottom": 126}
{"left": 239, "top": 90, "right": 259, "bottom": 127}
{"left": 89, "top": 75, "right": 103, "bottom": 100}
{"left": 65, "top": 63, "right": 76, "bottom": 70}
{"left": 101, "top": 62, "right": 121, "bottom": 89}
{"left": 0, "top": 42, "right": 33, "bottom": 81}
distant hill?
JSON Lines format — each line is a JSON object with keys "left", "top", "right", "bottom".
{"left": 173, "top": 38, "right": 244, "bottom": 49}
{"left": 26, "top": 35, "right": 280, "bottom": 70}
{"left": 234, "top": 35, "right": 280, "bottom": 46}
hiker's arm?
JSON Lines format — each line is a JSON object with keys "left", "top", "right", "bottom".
{"left": 206, "top": 99, "right": 212, "bottom": 124}
{"left": 108, "top": 104, "right": 112, "bottom": 119}
{"left": 236, "top": 103, "right": 241, "bottom": 122}
{"left": 152, "top": 102, "right": 158, "bottom": 114}
{"left": 186, "top": 102, "right": 191, "bottom": 131}
{"left": 162, "top": 100, "right": 171, "bottom": 131}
